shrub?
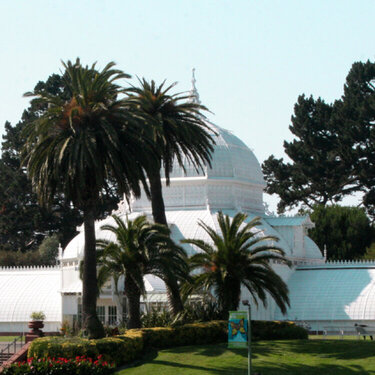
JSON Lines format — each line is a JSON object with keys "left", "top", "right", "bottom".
{"left": 135, "top": 320, "right": 227, "bottom": 348}
{"left": 30, "top": 311, "right": 46, "bottom": 321}
{"left": 28, "top": 332, "right": 144, "bottom": 366}
{"left": 140, "top": 301, "right": 223, "bottom": 328}
{"left": 173, "top": 301, "right": 223, "bottom": 324}
{"left": 1, "top": 355, "right": 114, "bottom": 375}
{"left": 38, "top": 234, "right": 59, "bottom": 265}
{"left": 251, "top": 321, "right": 308, "bottom": 340}
{"left": 28, "top": 321, "right": 225, "bottom": 366}
{"left": 27, "top": 320, "right": 305, "bottom": 369}
{"left": 141, "top": 308, "right": 174, "bottom": 328}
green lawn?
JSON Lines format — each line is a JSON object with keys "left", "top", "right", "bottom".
{"left": 0, "top": 336, "right": 17, "bottom": 342}
{"left": 115, "top": 340, "right": 375, "bottom": 374}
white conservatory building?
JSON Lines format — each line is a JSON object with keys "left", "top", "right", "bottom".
{"left": 1, "top": 83, "right": 375, "bottom": 334}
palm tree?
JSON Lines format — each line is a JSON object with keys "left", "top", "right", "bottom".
{"left": 22, "top": 59, "right": 147, "bottom": 338}
{"left": 97, "top": 215, "right": 189, "bottom": 329}
{"left": 182, "top": 211, "right": 290, "bottom": 317}
{"left": 125, "top": 79, "right": 215, "bottom": 226}
{"left": 125, "top": 79, "right": 215, "bottom": 313}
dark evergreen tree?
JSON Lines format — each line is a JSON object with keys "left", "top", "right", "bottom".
{"left": 338, "top": 61, "right": 375, "bottom": 217}
{"left": 309, "top": 205, "right": 374, "bottom": 260}
{"left": 263, "top": 60, "right": 375, "bottom": 217}
{"left": 0, "top": 75, "right": 82, "bottom": 253}
{"left": 262, "top": 95, "right": 355, "bottom": 213}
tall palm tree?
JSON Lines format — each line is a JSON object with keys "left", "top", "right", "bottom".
{"left": 125, "top": 79, "right": 215, "bottom": 314}
{"left": 97, "top": 215, "right": 189, "bottom": 328}
{"left": 22, "top": 59, "right": 147, "bottom": 338}
{"left": 125, "top": 79, "right": 215, "bottom": 226}
{"left": 182, "top": 212, "right": 290, "bottom": 317}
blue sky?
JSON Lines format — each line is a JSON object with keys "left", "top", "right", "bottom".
{"left": 0, "top": 0, "right": 373, "bottom": 211}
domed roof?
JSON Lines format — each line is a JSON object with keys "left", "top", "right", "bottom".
{"left": 304, "top": 236, "right": 323, "bottom": 259}
{"left": 132, "top": 123, "right": 266, "bottom": 213}
{"left": 166, "top": 123, "right": 265, "bottom": 186}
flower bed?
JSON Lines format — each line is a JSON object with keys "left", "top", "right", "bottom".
{"left": 1, "top": 355, "right": 114, "bottom": 375}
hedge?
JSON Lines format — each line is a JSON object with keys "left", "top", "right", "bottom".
{"left": 28, "top": 320, "right": 306, "bottom": 367}
{"left": 252, "top": 321, "right": 308, "bottom": 340}
{"left": 28, "top": 321, "right": 226, "bottom": 366}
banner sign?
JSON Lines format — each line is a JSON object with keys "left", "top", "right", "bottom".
{"left": 228, "top": 310, "right": 248, "bottom": 348}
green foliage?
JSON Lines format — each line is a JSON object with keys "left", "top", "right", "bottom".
{"left": 2, "top": 355, "right": 114, "bottom": 374}
{"left": 0, "top": 75, "right": 82, "bottom": 253}
{"left": 141, "top": 308, "right": 174, "bottom": 328}
{"left": 28, "top": 320, "right": 306, "bottom": 372}
{"left": 0, "top": 250, "right": 42, "bottom": 267}
{"left": 133, "top": 321, "right": 227, "bottom": 349}
{"left": 362, "top": 242, "right": 375, "bottom": 260}
{"left": 141, "top": 302, "right": 223, "bottom": 328}
{"left": 182, "top": 211, "right": 290, "bottom": 317}
{"left": 28, "top": 321, "right": 226, "bottom": 366}
{"left": 22, "top": 58, "right": 147, "bottom": 339}
{"left": 308, "top": 205, "right": 374, "bottom": 260}
{"left": 124, "top": 79, "right": 215, "bottom": 314}
{"left": 173, "top": 300, "right": 224, "bottom": 325}
{"left": 30, "top": 311, "right": 46, "bottom": 321}
{"left": 262, "top": 95, "right": 353, "bottom": 213}
{"left": 0, "top": 233, "right": 59, "bottom": 267}
{"left": 124, "top": 78, "right": 214, "bottom": 227}
{"left": 38, "top": 234, "right": 59, "bottom": 265}
{"left": 262, "top": 60, "right": 375, "bottom": 217}
{"left": 97, "top": 214, "right": 188, "bottom": 329}
{"left": 251, "top": 320, "right": 308, "bottom": 340}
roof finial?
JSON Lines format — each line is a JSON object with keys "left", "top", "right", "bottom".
{"left": 189, "top": 68, "right": 201, "bottom": 104}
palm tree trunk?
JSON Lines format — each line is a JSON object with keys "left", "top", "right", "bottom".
{"left": 147, "top": 168, "right": 168, "bottom": 226}
{"left": 147, "top": 167, "right": 184, "bottom": 315}
{"left": 82, "top": 205, "right": 105, "bottom": 339}
{"left": 165, "top": 276, "right": 184, "bottom": 315}
{"left": 221, "top": 278, "right": 241, "bottom": 318}
{"left": 125, "top": 273, "right": 142, "bottom": 329}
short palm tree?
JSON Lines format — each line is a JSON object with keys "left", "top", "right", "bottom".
{"left": 182, "top": 212, "right": 290, "bottom": 317}
{"left": 22, "top": 59, "right": 147, "bottom": 338}
{"left": 97, "top": 215, "right": 189, "bottom": 328}
{"left": 125, "top": 79, "right": 215, "bottom": 314}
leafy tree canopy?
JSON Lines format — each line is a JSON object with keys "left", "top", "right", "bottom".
{"left": 262, "top": 60, "right": 375, "bottom": 216}
{"left": 0, "top": 75, "right": 82, "bottom": 252}
{"left": 308, "top": 205, "right": 375, "bottom": 260}
{"left": 0, "top": 72, "right": 120, "bottom": 254}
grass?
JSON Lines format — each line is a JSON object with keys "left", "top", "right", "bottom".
{"left": 0, "top": 336, "right": 17, "bottom": 342}
{"left": 115, "top": 340, "right": 375, "bottom": 374}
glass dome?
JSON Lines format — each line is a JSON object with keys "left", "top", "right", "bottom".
{"left": 132, "top": 123, "right": 266, "bottom": 213}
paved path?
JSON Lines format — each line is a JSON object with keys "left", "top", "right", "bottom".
{"left": 0, "top": 342, "right": 23, "bottom": 352}
{"left": 0, "top": 342, "right": 11, "bottom": 350}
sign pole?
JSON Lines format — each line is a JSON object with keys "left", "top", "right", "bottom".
{"left": 248, "top": 304, "right": 251, "bottom": 375}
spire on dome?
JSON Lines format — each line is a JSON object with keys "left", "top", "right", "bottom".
{"left": 189, "top": 68, "right": 201, "bottom": 105}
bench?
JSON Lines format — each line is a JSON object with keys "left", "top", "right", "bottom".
{"left": 321, "top": 325, "right": 375, "bottom": 340}
{"left": 355, "top": 325, "right": 375, "bottom": 340}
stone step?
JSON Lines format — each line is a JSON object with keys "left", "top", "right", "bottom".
{"left": 0, "top": 352, "right": 13, "bottom": 365}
